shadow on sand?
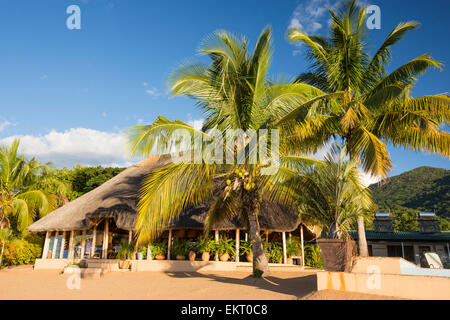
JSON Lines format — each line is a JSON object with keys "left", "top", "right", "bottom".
{"left": 163, "top": 270, "right": 317, "bottom": 299}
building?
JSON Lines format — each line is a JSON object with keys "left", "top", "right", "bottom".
{"left": 351, "top": 212, "right": 450, "bottom": 266}
{"left": 27, "top": 155, "right": 320, "bottom": 267}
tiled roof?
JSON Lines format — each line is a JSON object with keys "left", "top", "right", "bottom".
{"left": 350, "top": 230, "right": 450, "bottom": 241}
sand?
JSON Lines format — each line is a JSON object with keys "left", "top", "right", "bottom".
{"left": 0, "top": 267, "right": 403, "bottom": 300}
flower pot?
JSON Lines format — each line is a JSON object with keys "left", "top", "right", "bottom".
{"left": 317, "top": 239, "right": 356, "bottom": 272}
{"left": 176, "top": 255, "right": 186, "bottom": 260}
{"left": 201, "top": 252, "right": 210, "bottom": 261}
{"left": 246, "top": 252, "right": 253, "bottom": 262}
{"left": 155, "top": 254, "right": 166, "bottom": 260}
{"left": 188, "top": 251, "right": 196, "bottom": 261}
{"left": 118, "top": 260, "right": 131, "bottom": 269}
{"left": 219, "top": 253, "right": 229, "bottom": 262}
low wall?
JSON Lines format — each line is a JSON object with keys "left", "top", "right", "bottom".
{"left": 317, "top": 270, "right": 450, "bottom": 300}
{"left": 34, "top": 259, "right": 80, "bottom": 270}
{"left": 34, "top": 258, "right": 305, "bottom": 273}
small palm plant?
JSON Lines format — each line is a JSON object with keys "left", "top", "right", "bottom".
{"left": 117, "top": 241, "right": 135, "bottom": 269}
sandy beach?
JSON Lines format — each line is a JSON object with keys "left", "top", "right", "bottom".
{"left": 0, "top": 267, "right": 403, "bottom": 300}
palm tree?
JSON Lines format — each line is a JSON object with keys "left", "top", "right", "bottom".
{"left": 128, "top": 27, "right": 324, "bottom": 276}
{"left": 286, "top": 0, "right": 450, "bottom": 255}
{"left": 290, "top": 146, "right": 374, "bottom": 239}
{"left": 0, "top": 139, "right": 68, "bottom": 232}
{"left": 0, "top": 228, "right": 11, "bottom": 268}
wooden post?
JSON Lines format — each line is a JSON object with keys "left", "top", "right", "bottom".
{"left": 42, "top": 231, "right": 51, "bottom": 259}
{"left": 80, "top": 230, "right": 86, "bottom": 259}
{"left": 51, "top": 231, "right": 59, "bottom": 259}
{"left": 282, "top": 232, "right": 287, "bottom": 264}
{"left": 102, "top": 219, "right": 109, "bottom": 259}
{"left": 59, "top": 231, "right": 66, "bottom": 259}
{"left": 91, "top": 226, "right": 97, "bottom": 258}
{"left": 265, "top": 231, "right": 269, "bottom": 244}
{"left": 235, "top": 229, "right": 240, "bottom": 262}
{"left": 215, "top": 230, "right": 219, "bottom": 261}
{"left": 128, "top": 230, "right": 133, "bottom": 243}
{"left": 168, "top": 229, "right": 172, "bottom": 260}
{"left": 300, "top": 225, "right": 305, "bottom": 267}
{"left": 68, "top": 230, "right": 75, "bottom": 259}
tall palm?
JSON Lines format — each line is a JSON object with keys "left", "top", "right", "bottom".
{"left": 286, "top": 0, "right": 450, "bottom": 255}
{"left": 128, "top": 27, "right": 324, "bottom": 276}
{"left": 0, "top": 139, "right": 68, "bottom": 231}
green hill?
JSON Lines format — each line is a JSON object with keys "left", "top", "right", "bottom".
{"left": 369, "top": 166, "right": 450, "bottom": 218}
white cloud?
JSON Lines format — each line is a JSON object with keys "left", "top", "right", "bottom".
{"left": 0, "top": 119, "right": 12, "bottom": 133}
{"left": 288, "top": 0, "right": 331, "bottom": 35}
{"left": 0, "top": 128, "right": 132, "bottom": 168}
{"left": 145, "top": 87, "right": 161, "bottom": 97}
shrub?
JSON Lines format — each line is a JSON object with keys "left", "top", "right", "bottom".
{"left": 3, "top": 238, "right": 42, "bottom": 266}
{"left": 304, "top": 244, "right": 323, "bottom": 269}
{"left": 267, "top": 242, "right": 283, "bottom": 263}
{"left": 286, "top": 238, "right": 301, "bottom": 257}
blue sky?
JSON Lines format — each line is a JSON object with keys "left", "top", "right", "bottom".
{"left": 0, "top": 0, "right": 448, "bottom": 182}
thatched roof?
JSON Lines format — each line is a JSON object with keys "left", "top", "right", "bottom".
{"left": 27, "top": 155, "right": 319, "bottom": 239}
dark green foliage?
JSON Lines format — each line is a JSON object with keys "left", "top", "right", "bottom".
{"left": 369, "top": 166, "right": 450, "bottom": 231}
{"left": 54, "top": 165, "right": 125, "bottom": 200}
{"left": 172, "top": 239, "right": 193, "bottom": 256}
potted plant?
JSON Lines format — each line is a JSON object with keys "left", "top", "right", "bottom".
{"left": 116, "top": 241, "right": 134, "bottom": 269}
{"left": 215, "top": 237, "right": 235, "bottom": 262}
{"left": 286, "top": 238, "right": 301, "bottom": 264}
{"left": 187, "top": 241, "right": 197, "bottom": 261}
{"left": 151, "top": 242, "right": 167, "bottom": 260}
{"left": 172, "top": 239, "right": 190, "bottom": 260}
{"left": 196, "top": 237, "right": 215, "bottom": 261}
{"left": 240, "top": 240, "right": 253, "bottom": 262}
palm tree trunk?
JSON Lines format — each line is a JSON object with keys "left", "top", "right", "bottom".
{"left": 357, "top": 215, "right": 369, "bottom": 256}
{"left": 347, "top": 145, "right": 369, "bottom": 257}
{"left": 0, "top": 243, "right": 5, "bottom": 268}
{"left": 243, "top": 190, "right": 269, "bottom": 277}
